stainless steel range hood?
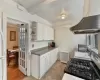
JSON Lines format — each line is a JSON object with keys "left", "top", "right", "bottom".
{"left": 70, "top": 15, "right": 100, "bottom": 34}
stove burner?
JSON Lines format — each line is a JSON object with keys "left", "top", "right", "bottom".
{"left": 64, "top": 58, "right": 98, "bottom": 80}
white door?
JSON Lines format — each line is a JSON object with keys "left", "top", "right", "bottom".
{"left": 19, "top": 24, "right": 28, "bottom": 75}
{"left": 50, "top": 27, "right": 54, "bottom": 40}
{"left": 0, "top": 11, "right": 7, "bottom": 80}
{"left": 46, "top": 52, "right": 50, "bottom": 70}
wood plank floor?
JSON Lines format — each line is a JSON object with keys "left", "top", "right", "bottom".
{"left": 7, "top": 67, "right": 26, "bottom": 80}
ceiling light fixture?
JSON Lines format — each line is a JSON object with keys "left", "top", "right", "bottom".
{"left": 60, "top": 8, "right": 68, "bottom": 20}
{"left": 61, "top": 14, "right": 66, "bottom": 19}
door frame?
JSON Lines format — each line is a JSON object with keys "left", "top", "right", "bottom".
{"left": 0, "top": 10, "right": 7, "bottom": 80}
{"left": 5, "top": 16, "right": 31, "bottom": 77}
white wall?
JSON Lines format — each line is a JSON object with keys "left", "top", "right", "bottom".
{"left": 89, "top": 0, "right": 100, "bottom": 16}
{"left": 30, "top": 41, "right": 48, "bottom": 50}
{"left": 55, "top": 27, "right": 75, "bottom": 53}
{"left": 74, "top": 34, "right": 87, "bottom": 48}
{"left": 0, "top": 0, "right": 52, "bottom": 51}
{"left": 55, "top": 27, "right": 87, "bottom": 52}
{"left": 1, "top": 0, "right": 52, "bottom": 26}
{"left": 83, "top": 0, "right": 100, "bottom": 17}
{"left": 0, "top": 0, "right": 52, "bottom": 77}
{"left": 0, "top": 0, "right": 52, "bottom": 50}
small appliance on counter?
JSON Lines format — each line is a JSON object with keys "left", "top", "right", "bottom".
{"left": 48, "top": 42, "right": 55, "bottom": 48}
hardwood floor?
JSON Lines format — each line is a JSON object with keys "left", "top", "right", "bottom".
{"left": 7, "top": 67, "right": 26, "bottom": 80}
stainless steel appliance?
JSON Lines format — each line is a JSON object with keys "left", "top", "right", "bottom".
{"left": 70, "top": 15, "right": 100, "bottom": 34}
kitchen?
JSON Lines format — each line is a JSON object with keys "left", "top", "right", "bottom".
{"left": 1, "top": 0, "right": 100, "bottom": 80}
{"left": 29, "top": 0, "right": 100, "bottom": 79}
{"left": 62, "top": 6, "right": 100, "bottom": 79}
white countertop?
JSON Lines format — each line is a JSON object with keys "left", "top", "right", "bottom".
{"left": 62, "top": 73, "right": 84, "bottom": 80}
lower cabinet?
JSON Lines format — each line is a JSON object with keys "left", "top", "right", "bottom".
{"left": 40, "top": 48, "right": 58, "bottom": 78}
{"left": 40, "top": 55, "right": 46, "bottom": 77}
{"left": 31, "top": 48, "right": 58, "bottom": 79}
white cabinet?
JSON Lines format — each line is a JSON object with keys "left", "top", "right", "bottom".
{"left": 44, "top": 25, "right": 54, "bottom": 40}
{"left": 45, "top": 52, "right": 51, "bottom": 70}
{"left": 40, "top": 54, "right": 46, "bottom": 77}
{"left": 50, "top": 48, "right": 58, "bottom": 65}
{"left": 40, "top": 48, "right": 58, "bottom": 78}
{"left": 31, "top": 48, "right": 58, "bottom": 79}
{"left": 48, "top": 27, "right": 54, "bottom": 40}
{"left": 37, "top": 23, "right": 44, "bottom": 40}
{"left": 31, "top": 22, "right": 54, "bottom": 41}
{"left": 43, "top": 25, "right": 48, "bottom": 40}
{"left": 31, "top": 22, "right": 44, "bottom": 41}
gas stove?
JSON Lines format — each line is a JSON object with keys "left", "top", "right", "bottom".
{"left": 64, "top": 58, "right": 100, "bottom": 80}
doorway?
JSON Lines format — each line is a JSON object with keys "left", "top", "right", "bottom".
{"left": 6, "top": 18, "right": 28, "bottom": 80}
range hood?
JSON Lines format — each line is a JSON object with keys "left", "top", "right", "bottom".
{"left": 70, "top": 15, "right": 100, "bottom": 34}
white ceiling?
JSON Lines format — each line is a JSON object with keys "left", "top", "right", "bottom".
{"left": 14, "top": 0, "right": 84, "bottom": 26}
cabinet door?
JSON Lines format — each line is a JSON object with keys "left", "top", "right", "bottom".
{"left": 50, "top": 50, "right": 55, "bottom": 65}
{"left": 44, "top": 26, "right": 54, "bottom": 40}
{"left": 49, "top": 27, "right": 54, "bottom": 40}
{"left": 55, "top": 48, "right": 58, "bottom": 61}
{"left": 37, "top": 23, "right": 44, "bottom": 40}
{"left": 52, "top": 49, "right": 57, "bottom": 64}
{"left": 40, "top": 55, "right": 46, "bottom": 78}
{"left": 49, "top": 52, "right": 52, "bottom": 68}
{"left": 50, "top": 48, "right": 58, "bottom": 65}
{"left": 47, "top": 52, "right": 52, "bottom": 69}
{"left": 45, "top": 52, "right": 50, "bottom": 71}
{"left": 43, "top": 25, "right": 49, "bottom": 40}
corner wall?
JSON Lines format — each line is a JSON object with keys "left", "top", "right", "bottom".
{"left": 55, "top": 27, "right": 87, "bottom": 53}
{"left": 55, "top": 27, "right": 75, "bottom": 53}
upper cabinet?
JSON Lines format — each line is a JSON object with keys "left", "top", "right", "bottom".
{"left": 37, "top": 23, "right": 44, "bottom": 40}
{"left": 44, "top": 25, "right": 54, "bottom": 40}
{"left": 31, "top": 22, "right": 54, "bottom": 41}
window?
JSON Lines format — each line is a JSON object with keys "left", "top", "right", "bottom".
{"left": 87, "top": 34, "right": 98, "bottom": 49}
{"left": 88, "top": 35, "right": 91, "bottom": 45}
{"left": 95, "top": 34, "right": 98, "bottom": 49}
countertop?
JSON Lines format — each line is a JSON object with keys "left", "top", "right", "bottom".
{"left": 31, "top": 47, "right": 57, "bottom": 56}
{"left": 74, "top": 51, "right": 91, "bottom": 60}
{"left": 62, "top": 73, "right": 84, "bottom": 80}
